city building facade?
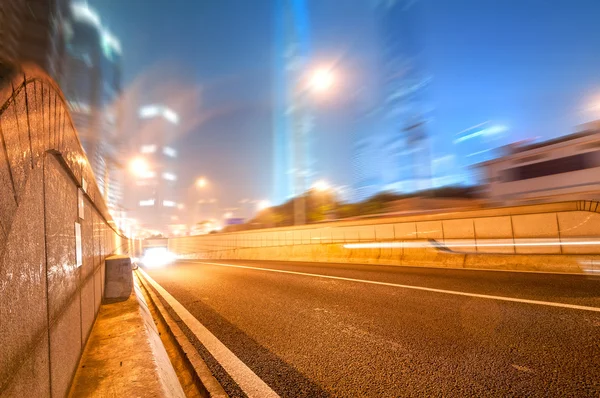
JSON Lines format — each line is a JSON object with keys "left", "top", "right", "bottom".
{"left": 0, "top": 0, "right": 69, "bottom": 78}
{"left": 353, "top": 0, "right": 432, "bottom": 201}
{"left": 0, "top": 1, "right": 125, "bottom": 212}
{"left": 478, "top": 121, "right": 600, "bottom": 205}
{"left": 62, "top": 2, "right": 123, "bottom": 210}
{"left": 127, "top": 105, "right": 180, "bottom": 235}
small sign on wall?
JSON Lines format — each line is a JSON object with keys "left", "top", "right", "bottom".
{"left": 78, "top": 188, "right": 84, "bottom": 219}
{"left": 75, "top": 222, "right": 82, "bottom": 267}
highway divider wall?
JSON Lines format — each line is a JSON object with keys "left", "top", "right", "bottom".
{"left": 0, "top": 65, "right": 134, "bottom": 396}
{"left": 169, "top": 201, "right": 600, "bottom": 274}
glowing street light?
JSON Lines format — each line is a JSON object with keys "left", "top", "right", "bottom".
{"left": 309, "top": 68, "right": 335, "bottom": 92}
{"left": 312, "top": 180, "right": 330, "bottom": 192}
{"left": 257, "top": 199, "right": 271, "bottom": 212}
{"left": 196, "top": 177, "right": 207, "bottom": 189}
{"left": 128, "top": 157, "right": 149, "bottom": 178}
{"left": 223, "top": 211, "right": 233, "bottom": 219}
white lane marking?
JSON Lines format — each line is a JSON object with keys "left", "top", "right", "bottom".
{"left": 138, "top": 268, "right": 280, "bottom": 398}
{"left": 344, "top": 239, "right": 600, "bottom": 249}
{"left": 178, "top": 257, "right": 593, "bottom": 276}
{"left": 194, "top": 261, "right": 600, "bottom": 313}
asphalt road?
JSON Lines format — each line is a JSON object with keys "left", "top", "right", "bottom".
{"left": 145, "top": 260, "right": 600, "bottom": 397}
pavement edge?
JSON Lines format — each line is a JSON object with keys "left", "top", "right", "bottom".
{"left": 135, "top": 268, "right": 229, "bottom": 398}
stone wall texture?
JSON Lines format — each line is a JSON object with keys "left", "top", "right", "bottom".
{"left": 0, "top": 64, "right": 131, "bottom": 396}
{"left": 169, "top": 201, "right": 600, "bottom": 274}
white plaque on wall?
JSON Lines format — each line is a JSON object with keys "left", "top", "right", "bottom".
{"left": 75, "top": 222, "right": 82, "bottom": 267}
{"left": 78, "top": 188, "right": 84, "bottom": 219}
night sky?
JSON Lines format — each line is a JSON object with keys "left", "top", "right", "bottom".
{"left": 90, "top": 0, "right": 600, "bottom": 214}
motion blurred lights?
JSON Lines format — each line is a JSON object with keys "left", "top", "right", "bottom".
{"left": 71, "top": 2, "right": 101, "bottom": 27}
{"left": 344, "top": 239, "right": 600, "bottom": 250}
{"left": 141, "top": 248, "right": 176, "bottom": 268}
{"left": 139, "top": 105, "right": 180, "bottom": 125}
{"left": 71, "top": 2, "right": 121, "bottom": 57}
{"left": 163, "top": 146, "right": 177, "bottom": 157}
{"left": 101, "top": 30, "right": 122, "bottom": 55}
{"left": 162, "top": 172, "right": 177, "bottom": 181}
{"left": 310, "top": 68, "right": 335, "bottom": 92}
{"left": 162, "top": 200, "right": 176, "bottom": 207}
{"left": 140, "top": 145, "right": 157, "bottom": 154}
{"left": 139, "top": 199, "right": 155, "bottom": 207}
{"left": 453, "top": 123, "right": 508, "bottom": 144}
{"left": 129, "top": 157, "right": 149, "bottom": 177}
{"left": 163, "top": 108, "right": 179, "bottom": 124}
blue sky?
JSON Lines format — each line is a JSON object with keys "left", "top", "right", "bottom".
{"left": 91, "top": 0, "right": 600, "bottom": 207}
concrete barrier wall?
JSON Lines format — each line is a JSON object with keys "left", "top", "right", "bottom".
{"left": 169, "top": 200, "right": 600, "bottom": 274}
{"left": 0, "top": 65, "right": 133, "bottom": 396}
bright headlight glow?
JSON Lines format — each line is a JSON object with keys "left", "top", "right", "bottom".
{"left": 142, "top": 248, "right": 176, "bottom": 268}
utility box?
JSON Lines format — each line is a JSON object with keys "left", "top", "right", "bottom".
{"left": 104, "top": 255, "right": 133, "bottom": 303}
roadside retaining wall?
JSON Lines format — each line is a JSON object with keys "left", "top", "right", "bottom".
{"left": 169, "top": 201, "right": 600, "bottom": 274}
{"left": 0, "top": 65, "right": 133, "bottom": 396}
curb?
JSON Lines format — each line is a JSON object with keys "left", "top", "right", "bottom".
{"left": 135, "top": 269, "right": 229, "bottom": 398}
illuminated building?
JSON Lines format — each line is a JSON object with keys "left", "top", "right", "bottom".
{"left": 273, "top": 0, "right": 313, "bottom": 204}
{"left": 351, "top": 102, "right": 382, "bottom": 201}
{"left": 479, "top": 121, "right": 600, "bottom": 205}
{"left": 352, "top": 0, "right": 432, "bottom": 201}
{"left": 0, "top": 1, "right": 124, "bottom": 209}
{"left": 127, "top": 105, "right": 180, "bottom": 234}
{"left": 61, "top": 2, "right": 123, "bottom": 209}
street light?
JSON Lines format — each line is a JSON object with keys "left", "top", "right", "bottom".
{"left": 196, "top": 177, "right": 207, "bottom": 189}
{"left": 309, "top": 68, "right": 335, "bottom": 92}
{"left": 257, "top": 199, "right": 271, "bottom": 212}
{"left": 311, "top": 179, "right": 330, "bottom": 192}
{"left": 128, "top": 156, "right": 149, "bottom": 178}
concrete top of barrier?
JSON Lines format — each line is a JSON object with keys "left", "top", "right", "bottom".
{"left": 69, "top": 277, "right": 185, "bottom": 397}
{"left": 177, "top": 200, "right": 598, "bottom": 238}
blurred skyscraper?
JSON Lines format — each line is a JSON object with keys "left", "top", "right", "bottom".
{"left": 0, "top": 1, "right": 124, "bottom": 212}
{"left": 351, "top": 93, "right": 382, "bottom": 201}
{"left": 352, "top": 0, "right": 432, "bottom": 201}
{"left": 0, "top": 0, "right": 69, "bottom": 77}
{"left": 62, "top": 2, "right": 124, "bottom": 210}
{"left": 378, "top": 0, "right": 432, "bottom": 192}
{"left": 128, "top": 105, "right": 180, "bottom": 235}
{"left": 272, "top": 0, "right": 312, "bottom": 204}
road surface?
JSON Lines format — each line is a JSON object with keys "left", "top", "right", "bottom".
{"left": 144, "top": 260, "right": 600, "bottom": 397}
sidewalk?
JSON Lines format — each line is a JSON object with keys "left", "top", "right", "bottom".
{"left": 69, "top": 276, "right": 185, "bottom": 397}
